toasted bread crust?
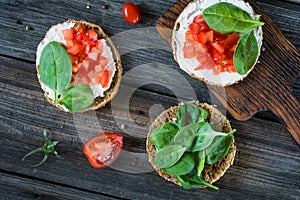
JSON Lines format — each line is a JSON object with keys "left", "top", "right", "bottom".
{"left": 36, "top": 20, "right": 122, "bottom": 112}
{"left": 146, "top": 101, "right": 236, "bottom": 187}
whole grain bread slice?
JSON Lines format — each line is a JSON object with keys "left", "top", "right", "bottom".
{"left": 36, "top": 20, "right": 122, "bottom": 112}
{"left": 146, "top": 101, "right": 236, "bottom": 187}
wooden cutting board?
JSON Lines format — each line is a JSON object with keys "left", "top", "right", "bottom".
{"left": 156, "top": 0, "right": 300, "bottom": 144}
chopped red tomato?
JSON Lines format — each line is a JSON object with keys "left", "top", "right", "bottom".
{"left": 99, "top": 70, "right": 109, "bottom": 88}
{"left": 62, "top": 24, "right": 112, "bottom": 88}
{"left": 188, "top": 22, "right": 200, "bottom": 34}
{"left": 62, "top": 29, "right": 74, "bottom": 40}
{"left": 182, "top": 14, "right": 240, "bottom": 74}
{"left": 82, "top": 132, "right": 123, "bottom": 169}
{"left": 183, "top": 43, "right": 195, "bottom": 58}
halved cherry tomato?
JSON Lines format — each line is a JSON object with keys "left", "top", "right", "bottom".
{"left": 82, "top": 132, "right": 123, "bottom": 169}
{"left": 122, "top": 2, "right": 141, "bottom": 24}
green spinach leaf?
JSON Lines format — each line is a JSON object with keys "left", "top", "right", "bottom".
{"left": 196, "top": 150, "right": 205, "bottom": 176}
{"left": 39, "top": 41, "right": 72, "bottom": 102}
{"left": 163, "top": 153, "right": 195, "bottom": 175}
{"left": 177, "top": 169, "right": 218, "bottom": 190}
{"left": 177, "top": 102, "right": 200, "bottom": 127}
{"left": 203, "top": 2, "right": 264, "bottom": 34}
{"left": 192, "top": 122, "right": 227, "bottom": 151}
{"left": 155, "top": 144, "right": 186, "bottom": 168}
{"left": 58, "top": 84, "right": 94, "bottom": 112}
{"left": 234, "top": 30, "right": 259, "bottom": 75}
{"left": 199, "top": 108, "right": 208, "bottom": 123}
{"left": 174, "top": 123, "right": 198, "bottom": 150}
{"left": 150, "top": 122, "right": 179, "bottom": 150}
{"left": 206, "top": 129, "right": 236, "bottom": 164}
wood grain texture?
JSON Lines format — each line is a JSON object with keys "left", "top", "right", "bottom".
{"left": 156, "top": 0, "right": 300, "bottom": 144}
{"left": 0, "top": 171, "right": 116, "bottom": 200}
{"left": 0, "top": 0, "right": 299, "bottom": 199}
{"left": 1, "top": 55, "right": 299, "bottom": 199}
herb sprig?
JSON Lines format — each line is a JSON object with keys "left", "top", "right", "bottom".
{"left": 22, "top": 129, "right": 59, "bottom": 167}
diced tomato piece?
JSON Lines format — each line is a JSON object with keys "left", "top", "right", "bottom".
{"left": 206, "top": 30, "right": 214, "bottom": 43}
{"left": 193, "top": 14, "right": 205, "bottom": 24}
{"left": 193, "top": 42, "right": 207, "bottom": 54}
{"left": 225, "top": 32, "right": 239, "bottom": 48}
{"left": 195, "top": 54, "right": 215, "bottom": 70}
{"left": 74, "top": 24, "right": 85, "bottom": 34}
{"left": 88, "top": 51, "right": 98, "bottom": 61}
{"left": 68, "top": 43, "right": 81, "bottom": 55}
{"left": 85, "top": 43, "right": 91, "bottom": 55}
{"left": 212, "top": 42, "right": 225, "bottom": 54}
{"left": 198, "top": 21, "right": 210, "bottom": 32}
{"left": 213, "top": 31, "right": 227, "bottom": 42}
{"left": 62, "top": 29, "right": 75, "bottom": 40}
{"left": 90, "top": 77, "right": 99, "bottom": 85}
{"left": 72, "top": 64, "right": 81, "bottom": 73}
{"left": 210, "top": 48, "right": 226, "bottom": 64}
{"left": 99, "top": 70, "right": 109, "bottom": 88}
{"left": 96, "top": 41, "right": 103, "bottom": 53}
{"left": 195, "top": 31, "right": 207, "bottom": 45}
{"left": 87, "top": 29, "right": 98, "bottom": 41}
{"left": 80, "top": 75, "right": 91, "bottom": 84}
{"left": 82, "top": 32, "right": 89, "bottom": 41}
{"left": 66, "top": 40, "right": 74, "bottom": 47}
{"left": 87, "top": 71, "right": 96, "bottom": 80}
{"left": 99, "top": 57, "right": 108, "bottom": 68}
{"left": 188, "top": 22, "right": 200, "bottom": 34}
{"left": 81, "top": 59, "right": 90, "bottom": 72}
{"left": 95, "top": 65, "right": 103, "bottom": 73}
{"left": 183, "top": 43, "right": 195, "bottom": 58}
{"left": 75, "top": 33, "right": 83, "bottom": 41}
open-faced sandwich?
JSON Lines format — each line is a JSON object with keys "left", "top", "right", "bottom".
{"left": 146, "top": 102, "right": 236, "bottom": 190}
{"left": 172, "top": 0, "right": 264, "bottom": 86}
{"left": 36, "top": 20, "right": 122, "bottom": 112}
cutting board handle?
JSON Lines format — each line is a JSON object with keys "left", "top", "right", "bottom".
{"left": 270, "top": 91, "right": 300, "bottom": 144}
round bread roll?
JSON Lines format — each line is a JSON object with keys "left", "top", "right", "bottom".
{"left": 172, "top": 0, "right": 263, "bottom": 86}
{"left": 36, "top": 20, "right": 122, "bottom": 112}
{"left": 146, "top": 102, "right": 236, "bottom": 187}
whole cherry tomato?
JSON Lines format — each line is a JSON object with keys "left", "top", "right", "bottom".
{"left": 82, "top": 132, "right": 124, "bottom": 168}
{"left": 122, "top": 2, "right": 141, "bottom": 24}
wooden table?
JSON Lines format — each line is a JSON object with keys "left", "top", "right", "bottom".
{"left": 1, "top": 0, "right": 299, "bottom": 199}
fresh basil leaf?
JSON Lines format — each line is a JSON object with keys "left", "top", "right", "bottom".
{"left": 163, "top": 153, "right": 195, "bottom": 175}
{"left": 155, "top": 144, "right": 186, "bottom": 168}
{"left": 177, "top": 102, "right": 200, "bottom": 127}
{"left": 39, "top": 41, "right": 72, "bottom": 102}
{"left": 192, "top": 122, "right": 227, "bottom": 151}
{"left": 234, "top": 31, "right": 259, "bottom": 75}
{"left": 150, "top": 122, "right": 179, "bottom": 150}
{"left": 176, "top": 169, "right": 218, "bottom": 190}
{"left": 206, "top": 129, "right": 236, "bottom": 164}
{"left": 58, "top": 84, "right": 94, "bottom": 112}
{"left": 174, "top": 123, "right": 199, "bottom": 150}
{"left": 196, "top": 150, "right": 205, "bottom": 176}
{"left": 203, "top": 2, "right": 264, "bottom": 34}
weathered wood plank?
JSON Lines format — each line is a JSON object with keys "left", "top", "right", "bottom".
{"left": 0, "top": 56, "right": 299, "bottom": 199}
{"left": 0, "top": 171, "right": 117, "bottom": 200}
{"left": 0, "top": 0, "right": 299, "bottom": 63}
